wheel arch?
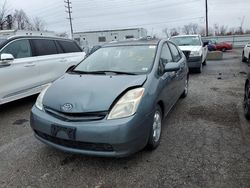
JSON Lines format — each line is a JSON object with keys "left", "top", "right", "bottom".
{"left": 157, "top": 100, "right": 164, "bottom": 116}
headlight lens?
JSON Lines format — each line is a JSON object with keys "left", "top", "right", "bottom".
{"left": 190, "top": 51, "right": 201, "bottom": 57}
{"left": 35, "top": 84, "right": 51, "bottom": 111}
{"left": 107, "top": 88, "right": 145, "bottom": 120}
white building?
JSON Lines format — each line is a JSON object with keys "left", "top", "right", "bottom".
{"left": 0, "top": 30, "right": 56, "bottom": 38}
{"left": 73, "top": 28, "right": 147, "bottom": 52}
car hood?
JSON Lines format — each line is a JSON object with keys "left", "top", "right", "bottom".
{"left": 43, "top": 73, "right": 147, "bottom": 113}
{"left": 178, "top": 46, "right": 202, "bottom": 52}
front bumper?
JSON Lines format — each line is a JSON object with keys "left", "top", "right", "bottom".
{"left": 30, "top": 106, "right": 154, "bottom": 157}
{"left": 187, "top": 56, "right": 202, "bottom": 68}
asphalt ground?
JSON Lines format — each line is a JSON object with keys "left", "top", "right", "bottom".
{"left": 1, "top": 49, "right": 250, "bottom": 188}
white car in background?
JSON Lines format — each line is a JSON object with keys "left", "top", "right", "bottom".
{"left": 170, "top": 35, "right": 208, "bottom": 73}
{"left": 242, "top": 42, "right": 250, "bottom": 63}
{"left": 0, "top": 36, "right": 85, "bottom": 105}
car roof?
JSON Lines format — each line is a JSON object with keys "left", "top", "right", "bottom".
{"left": 5, "top": 35, "right": 73, "bottom": 42}
{"left": 103, "top": 38, "right": 161, "bottom": 47}
{"left": 171, "top": 34, "right": 200, "bottom": 38}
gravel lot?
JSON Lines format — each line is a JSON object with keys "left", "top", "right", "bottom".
{"left": 1, "top": 49, "right": 250, "bottom": 188}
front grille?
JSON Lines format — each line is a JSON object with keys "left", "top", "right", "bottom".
{"left": 35, "top": 130, "right": 114, "bottom": 152}
{"left": 44, "top": 106, "right": 107, "bottom": 122}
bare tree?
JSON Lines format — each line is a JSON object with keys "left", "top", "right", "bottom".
{"left": 183, "top": 23, "right": 199, "bottom": 35}
{"left": 170, "top": 28, "right": 179, "bottom": 36}
{"left": 219, "top": 25, "right": 227, "bottom": 35}
{"left": 0, "top": 0, "right": 9, "bottom": 30}
{"left": 32, "top": 17, "right": 46, "bottom": 31}
{"left": 190, "top": 23, "right": 199, "bottom": 34}
{"left": 183, "top": 24, "right": 191, "bottom": 35}
{"left": 13, "top": 9, "right": 31, "bottom": 30}
{"left": 213, "top": 24, "right": 219, "bottom": 35}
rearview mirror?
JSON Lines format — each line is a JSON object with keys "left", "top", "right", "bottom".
{"left": 164, "top": 63, "right": 180, "bottom": 72}
{"left": 0, "top": 53, "right": 14, "bottom": 64}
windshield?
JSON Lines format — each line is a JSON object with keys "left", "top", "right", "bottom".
{"left": 171, "top": 36, "right": 201, "bottom": 46}
{"left": 74, "top": 45, "right": 156, "bottom": 75}
{"left": 0, "top": 38, "right": 7, "bottom": 46}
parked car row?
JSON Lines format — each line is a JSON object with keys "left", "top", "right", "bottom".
{"left": 2, "top": 34, "right": 246, "bottom": 158}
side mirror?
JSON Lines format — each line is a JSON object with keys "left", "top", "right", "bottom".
{"left": 164, "top": 63, "right": 180, "bottom": 72}
{"left": 66, "top": 65, "right": 76, "bottom": 72}
{"left": 203, "top": 41, "right": 209, "bottom": 47}
{"left": 0, "top": 53, "right": 14, "bottom": 64}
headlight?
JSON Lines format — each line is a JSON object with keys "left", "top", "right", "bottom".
{"left": 35, "top": 84, "right": 51, "bottom": 111}
{"left": 190, "top": 51, "right": 201, "bottom": 57}
{"left": 107, "top": 88, "right": 145, "bottom": 120}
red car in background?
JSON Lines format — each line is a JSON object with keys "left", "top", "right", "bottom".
{"left": 208, "top": 40, "right": 233, "bottom": 52}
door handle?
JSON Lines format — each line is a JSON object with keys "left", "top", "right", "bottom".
{"left": 24, "top": 63, "right": 35, "bottom": 67}
{"left": 60, "top": 59, "right": 68, "bottom": 62}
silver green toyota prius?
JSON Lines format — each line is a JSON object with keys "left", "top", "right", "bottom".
{"left": 30, "top": 38, "right": 189, "bottom": 157}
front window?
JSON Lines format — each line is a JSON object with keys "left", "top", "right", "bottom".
{"left": 74, "top": 45, "right": 156, "bottom": 74}
{"left": 171, "top": 36, "right": 201, "bottom": 46}
{"left": 1, "top": 39, "right": 32, "bottom": 59}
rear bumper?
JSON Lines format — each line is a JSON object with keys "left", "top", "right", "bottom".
{"left": 187, "top": 56, "right": 202, "bottom": 68}
{"left": 30, "top": 106, "right": 154, "bottom": 157}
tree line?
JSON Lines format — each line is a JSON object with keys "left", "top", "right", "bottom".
{"left": 163, "top": 23, "right": 250, "bottom": 37}
{"left": 0, "top": 1, "right": 46, "bottom": 31}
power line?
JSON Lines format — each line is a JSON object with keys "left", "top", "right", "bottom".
{"left": 65, "top": 0, "right": 73, "bottom": 39}
{"left": 205, "top": 0, "right": 208, "bottom": 36}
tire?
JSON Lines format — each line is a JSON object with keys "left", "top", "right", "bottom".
{"left": 202, "top": 59, "right": 207, "bottom": 66}
{"left": 147, "top": 105, "right": 163, "bottom": 150}
{"left": 244, "top": 82, "right": 250, "bottom": 120}
{"left": 242, "top": 51, "right": 247, "bottom": 62}
{"left": 248, "top": 55, "right": 250, "bottom": 65}
{"left": 194, "top": 63, "right": 202, "bottom": 73}
{"left": 181, "top": 76, "right": 189, "bottom": 98}
{"left": 222, "top": 48, "right": 226, "bottom": 52}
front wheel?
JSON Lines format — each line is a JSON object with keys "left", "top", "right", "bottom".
{"left": 194, "top": 63, "right": 202, "bottom": 73}
{"left": 222, "top": 48, "right": 226, "bottom": 52}
{"left": 147, "top": 105, "right": 163, "bottom": 150}
{"left": 242, "top": 51, "right": 247, "bottom": 62}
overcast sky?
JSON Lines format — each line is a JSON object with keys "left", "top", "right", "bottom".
{"left": 3, "top": 0, "right": 250, "bottom": 36}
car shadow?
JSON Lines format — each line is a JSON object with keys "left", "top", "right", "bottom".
{"left": 0, "top": 95, "right": 37, "bottom": 114}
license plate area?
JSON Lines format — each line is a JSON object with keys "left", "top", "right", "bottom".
{"left": 51, "top": 124, "right": 76, "bottom": 140}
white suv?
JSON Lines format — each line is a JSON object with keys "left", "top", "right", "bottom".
{"left": 242, "top": 42, "right": 250, "bottom": 63}
{"left": 170, "top": 35, "right": 208, "bottom": 73}
{"left": 0, "top": 36, "right": 85, "bottom": 105}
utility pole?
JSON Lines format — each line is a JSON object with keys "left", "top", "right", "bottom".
{"left": 205, "top": 0, "right": 208, "bottom": 36}
{"left": 65, "top": 0, "right": 73, "bottom": 39}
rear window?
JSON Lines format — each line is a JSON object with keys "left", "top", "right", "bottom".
{"left": 58, "top": 40, "right": 82, "bottom": 53}
{"left": 32, "top": 39, "right": 58, "bottom": 56}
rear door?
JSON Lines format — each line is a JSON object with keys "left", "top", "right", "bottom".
{"left": 157, "top": 42, "right": 177, "bottom": 111}
{"left": 57, "top": 40, "right": 85, "bottom": 66}
{"left": 31, "top": 39, "right": 63, "bottom": 85}
{"left": 0, "top": 39, "right": 39, "bottom": 103}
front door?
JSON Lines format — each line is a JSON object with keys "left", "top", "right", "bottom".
{"left": 0, "top": 39, "right": 39, "bottom": 104}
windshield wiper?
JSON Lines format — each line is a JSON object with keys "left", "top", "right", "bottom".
{"left": 92, "top": 70, "right": 137, "bottom": 75}
{"left": 70, "top": 70, "right": 137, "bottom": 75}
